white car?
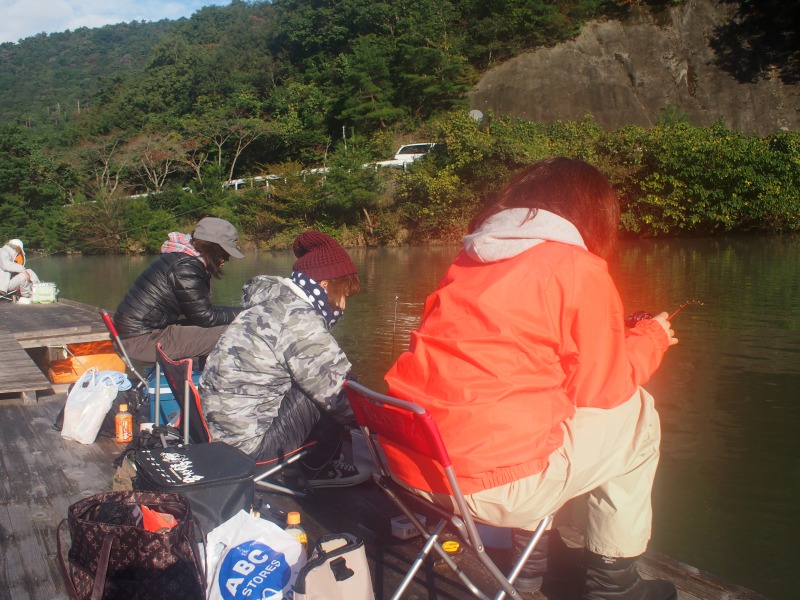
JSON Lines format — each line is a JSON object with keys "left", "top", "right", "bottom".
{"left": 375, "top": 143, "right": 437, "bottom": 169}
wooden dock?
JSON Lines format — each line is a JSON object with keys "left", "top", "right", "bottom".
{"left": 0, "top": 299, "right": 108, "bottom": 403}
{"left": 0, "top": 393, "right": 770, "bottom": 600}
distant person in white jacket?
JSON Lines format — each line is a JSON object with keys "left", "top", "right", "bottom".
{"left": 0, "top": 239, "right": 39, "bottom": 301}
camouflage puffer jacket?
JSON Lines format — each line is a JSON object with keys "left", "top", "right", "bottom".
{"left": 199, "top": 275, "right": 354, "bottom": 455}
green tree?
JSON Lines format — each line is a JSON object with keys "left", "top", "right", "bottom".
{"left": 0, "top": 127, "right": 69, "bottom": 249}
{"left": 124, "top": 130, "right": 188, "bottom": 193}
{"left": 320, "top": 145, "right": 383, "bottom": 226}
{"left": 333, "top": 36, "right": 406, "bottom": 129}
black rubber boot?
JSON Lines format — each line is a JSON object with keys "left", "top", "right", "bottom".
{"left": 581, "top": 552, "right": 678, "bottom": 600}
{"left": 511, "top": 529, "right": 583, "bottom": 593}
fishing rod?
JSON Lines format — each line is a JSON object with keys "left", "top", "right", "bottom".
{"left": 668, "top": 299, "right": 704, "bottom": 321}
{"left": 625, "top": 299, "right": 704, "bottom": 328}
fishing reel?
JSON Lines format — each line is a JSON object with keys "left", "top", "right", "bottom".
{"left": 624, "top": 310, "right": 653, "bottom": 328}
{"left": 624, "top": 300, "right": 704, "bottom": 328}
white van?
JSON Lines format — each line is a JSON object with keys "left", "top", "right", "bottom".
{"left": 375, "top": 143, "right": 437, "bottom": 169}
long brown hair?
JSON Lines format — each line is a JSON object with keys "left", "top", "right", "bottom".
{"left": 192, "top": 238, "right": 229, "bottom": 278}
{"left": 324, "top": 274, "right": 361, "bottom": 309}
{"left": 469, "top": 157, "right": 620, "bottom": 259}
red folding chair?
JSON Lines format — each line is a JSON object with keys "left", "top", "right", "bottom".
{"left": 155, "top": 343, "right": 313, "bottom": 497}
{"left": 98, "top": 308, "right": 149, "bottom": 389}
{"left": 344, "top": 380, "right": 553, "bottom": 600}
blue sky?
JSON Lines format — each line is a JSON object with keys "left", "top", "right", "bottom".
{"left": 0, "top": 1, "right": 222, "bottom": 44}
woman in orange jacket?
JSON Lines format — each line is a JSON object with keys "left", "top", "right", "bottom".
{"left": 385, "top": 157, "right": 678, "bottom": 600}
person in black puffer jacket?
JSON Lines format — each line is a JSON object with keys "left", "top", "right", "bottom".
{"left": 113, "top": 217, "right": 244, "bottom": 363}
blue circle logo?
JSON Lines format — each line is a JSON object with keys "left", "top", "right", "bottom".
{"left": 217, "top": 540, "right": 291, "bottom": 599}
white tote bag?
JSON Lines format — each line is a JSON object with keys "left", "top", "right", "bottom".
{"left": 60, "top": 367, "right": 118, "bottom": 444}
{"left": 206, "top": 510, "right": 307, "bottom": 600}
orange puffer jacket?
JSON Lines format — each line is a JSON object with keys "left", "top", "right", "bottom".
{"left": 385, "top": 241, "right": 669, "bottom": 495}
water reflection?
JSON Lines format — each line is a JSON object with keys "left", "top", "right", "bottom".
{"left": 28, "top": 236, "right": 799, "bottom": 599}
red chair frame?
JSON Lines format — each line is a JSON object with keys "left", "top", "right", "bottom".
{"left": 344, "top": 379, "right": 553, "bottom": 600}
{"left": 98, "top": 308, "right": 149, "bottom": 389}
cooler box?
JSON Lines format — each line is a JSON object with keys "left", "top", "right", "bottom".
{"left": 45, "top": 340, "right": 126, "bottom": 384}
{"left": 149, "top": 370, "right": 202, "bottom": 425}
{"left": 32, "top": 282, "right": 59, "bottom": 303}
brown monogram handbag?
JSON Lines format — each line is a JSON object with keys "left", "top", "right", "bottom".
{"left": 57, "top": 490, "right": 205, "bottom": 600}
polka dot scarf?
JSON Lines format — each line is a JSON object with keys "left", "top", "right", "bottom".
{"left": 291, "top": 271, "right": 343, "bottom": 329}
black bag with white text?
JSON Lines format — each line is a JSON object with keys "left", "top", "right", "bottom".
{"left": 133, "top": 442, "right": 255, "bottom": 536}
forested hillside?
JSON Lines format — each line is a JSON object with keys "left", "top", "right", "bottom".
{"left": 0, "top": 20, "right": 176, "bottom": 128}
{"left": 0, "top": 0, "right": 798, "bottom": 255}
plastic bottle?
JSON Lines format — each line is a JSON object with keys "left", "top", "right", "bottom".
{"left": 285, "top": 511, "right": 308, "bottom": 555}
{"left": 115, "top": 404, "right": 133, "bottom": 443}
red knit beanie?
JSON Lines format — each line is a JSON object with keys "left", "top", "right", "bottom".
{"left": 292, "top": 230, "right": 357, "bottom": 281}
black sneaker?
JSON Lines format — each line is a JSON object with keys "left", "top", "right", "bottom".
{"left": 302, "top": 455, "right": 371, "bottom": 488}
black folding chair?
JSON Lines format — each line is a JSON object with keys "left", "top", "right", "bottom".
{"left": 155, "top": 343, "right": 312, "bottom": 497}
{"left": 344, "top": 380, "right": 553, "bottom": 600}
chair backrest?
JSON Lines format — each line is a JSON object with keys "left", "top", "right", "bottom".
{"left": 344, "top": 380, "right": 468, "bottom": 508}
{"left": 344, "top": 380, "right": 452, "bottom": 469}
{"left": 98, "top": 308, "right": 148, "bottom": 388}
{"left": 156, "top": 343, "right": 212, "bottom": 445}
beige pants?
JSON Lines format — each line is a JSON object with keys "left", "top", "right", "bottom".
{"left": 417, "top": 387, "right": 661, "bottom": 557}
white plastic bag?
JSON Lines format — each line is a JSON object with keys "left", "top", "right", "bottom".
{"left": 60, "top": 367, "right": 118, "bottom": 444}
{"left": 206, "top": 510, "right": 307, "bottom": 600}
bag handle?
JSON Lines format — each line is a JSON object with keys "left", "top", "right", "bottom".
{"left": 188, "top": 514, "right": 207, "bottom": 589}
{"left": 57, "top": 519, "right": 80, "bottom": 600}
{"left": 57, "top": 519, "right": 115, "bottom": 600}
{"left": 90, "top": 534, "right": 115, "bottom": 600}
{"left": 71, "top": 367, "right": 98, "bottom": 393}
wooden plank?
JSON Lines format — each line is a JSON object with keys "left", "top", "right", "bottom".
{"left": 0, "top": 398, "right": 118, "bottom": 599}
{"left": 0, "top": 326, "right": 51, "bottom": 396}
{"left": 5, "top": 500, "right": 61, "bottom": 600}
{"left": 0, "top": 395, "right": 770, "bottom": 600}
{"left": 18, "top": 332, "right": 109, "bottom": 350}
{"left": 0, "top": 302, "right": 107, "bottom": 345}
{"left": 0, "top": 299, "right": 111, "bottom": 397}
{"left": 0, "top": 503, "right": 25, "bottom": 600}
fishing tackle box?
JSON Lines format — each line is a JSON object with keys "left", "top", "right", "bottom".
{"left": 32, "top": 282, "right": 59, "bottom": 303}
{"left": 134, "top": 441, "right": 256, "bottom": 535}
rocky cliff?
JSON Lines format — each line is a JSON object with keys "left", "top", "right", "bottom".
{"left": 469, "top": 0, "right": 799, "bottom": 135}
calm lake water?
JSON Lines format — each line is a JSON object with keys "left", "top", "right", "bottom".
{"left": 30, "top": 235, "right": 799, "bottom": 599}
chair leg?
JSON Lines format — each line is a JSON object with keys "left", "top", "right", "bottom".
{"left": 493, "top": 513, "right": 554, "bottom": 600}
{"left": 392, "top": 519, "right": 449, "bottom": 600}
{"left": 376, "top": 480, "right": 492, "bottom": 600}
{"left": 253, "top": 449, "right": 309, "bottom": 497}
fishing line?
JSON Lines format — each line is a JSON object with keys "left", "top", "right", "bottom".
{"left": 390, "top": 294, "right": 399, "bottom": 361}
